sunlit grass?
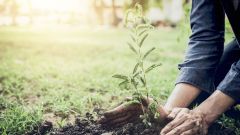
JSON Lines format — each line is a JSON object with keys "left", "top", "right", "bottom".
{"left": 0, "top": 26, "right": 236, "bottom": 134}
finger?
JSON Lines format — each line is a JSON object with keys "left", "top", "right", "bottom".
{"left": 104, "top": 112, "right": 132, "bottom": 126}
{"left": 98, "top": 116, "right": 108, "bottom": 123}
{"left": 99, "top": 110, "right": 127, "bottom": 124}
{"left": 180, "top": 128, "right": 198, "bottom": 135}
{"left": 114, "top": 97, "right": 133, "bottom": 107}
{"left": 165, "top": 120, "right": 195, "bottom": 135}
{"left": 103, "top": 111, "right": 141, "bottom": 126}
{"left": 161, "top": 114, "right": 189, "bottom": 134}
{"left": 104, "top": 103, "right": 139, "bottom": 117}
{"left": 114, "top": 115, "right": 141, "bottom": 127}
{"left": 124, "top": 97, "right": 133, "bottom": 102}
{"left": 173, "top": 108, "right": 190, "bottom": 119}
{"left": 167, "top": 108, "right": 182, "bottom": 119}
{"left": 100, "top": 109, "right": 140, "bottom": 124}
{"left": 98, "top": 108, "right": 131, "bottom": 124}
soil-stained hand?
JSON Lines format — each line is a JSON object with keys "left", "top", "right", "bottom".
{"left": 160, "top": 108, "right": 209, "bottom": 135}
{"left": 98, "top": 97, "right": 167, "bottom": 127}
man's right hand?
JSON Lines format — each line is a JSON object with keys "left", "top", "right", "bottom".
{"left": 98, "top": 97, "right": 168, "bottom": 127}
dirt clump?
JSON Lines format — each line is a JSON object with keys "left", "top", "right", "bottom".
{"left": 50, "top": 113, "right": 161, "bottom": 135}
{"left": 47, "top": 113, "right": 235, "bottom": 135}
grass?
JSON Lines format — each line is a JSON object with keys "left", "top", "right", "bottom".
{"left": 0, "top": 26, "right": 238, "bottom": 134}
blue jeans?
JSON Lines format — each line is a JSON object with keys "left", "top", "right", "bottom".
{"left": 176, "top": 0, "right": 240, "bottom": 103}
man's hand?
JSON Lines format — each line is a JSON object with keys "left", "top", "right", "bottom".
{"left": 160, "top": 108, "right": 209, "bottom": 135}
{"left": 98, "top": 97, "right": 167, "bottom": 127}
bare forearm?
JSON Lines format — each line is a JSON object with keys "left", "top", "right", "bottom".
{"left": 194, "top": 90, "right": 235, "bottom": 125}
{"left": 164, "top": 83, "right": 201, "bottom": 112}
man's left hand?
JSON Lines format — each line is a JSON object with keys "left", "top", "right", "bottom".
{"left": 160, "top": 108, "right": 209, "bottom": 135}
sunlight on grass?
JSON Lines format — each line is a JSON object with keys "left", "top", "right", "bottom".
{"left": 1, "top": 26, "right": 236, "bottom": 134}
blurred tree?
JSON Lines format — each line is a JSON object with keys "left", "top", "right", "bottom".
{"left": 111, "top": 0, "right": 118, "bottom": 26}
{"left": 149, "top": 0, "right": 163, "bottom": 9}
{"left": 1, "top": 0, "right": 19, "bottom": 25}
{"left": 93, "top": 0, "right": 105, "bottom": 25}
{"left": 9, "top": 0, "right": 18, "bottom": 25}
{"left": 27, "top": 0, "right": 33, "bottom": 25}
{"left": 0, "top": 0, "right": 6, "bottom": 14}
{"left": 112, "top": 0, "right": 118, "bottom": 26}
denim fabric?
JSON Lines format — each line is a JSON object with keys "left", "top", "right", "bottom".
{"left": 176, "top": 0, "right": 240, "bottom": 102}
{"left": 220, "top": 0, "right": 240, "bottom": 43}
{"left": 217, "top": 60, "right": 240, "bottom": 103}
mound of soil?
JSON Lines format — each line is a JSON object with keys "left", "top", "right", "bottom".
{"left": 50, "top": 113, "right": 161, "bottom": 135}
{"left": 47, "top": 113, "right": 236, "bottom": 135}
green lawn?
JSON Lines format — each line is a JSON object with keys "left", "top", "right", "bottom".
{"left": 0, "top": 26, "right": 237, "bottom": 134}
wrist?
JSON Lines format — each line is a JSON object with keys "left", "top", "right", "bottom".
{"left": 164, "top": 83, "right": 201, "bottom": 109}
{"left": 193, "top": 90, "right": 235, "bottom": 125}
{"left": 193, "top": 107, "right": 218, "bottom": 126}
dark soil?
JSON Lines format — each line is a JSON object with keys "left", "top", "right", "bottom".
{"left": 30, "top": 112, "right": 235, "bottom": 135}
{"left": 27, "top": 121, "right": 53, "bottom": 135}
{"left": 49, "top": 112, "right": 162, "bottom": 135}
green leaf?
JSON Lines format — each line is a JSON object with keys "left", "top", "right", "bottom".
{"left": 143, "top": 47, "right": 155, "bottom": 59}
{"left": 139, "top": 34, "right": 148, "bottom": 47}
{"left": 140, "top": 77, "right": 146, "bottom": 86}
{"left": 145, "top": 64, "right": 161, "bottom": 73}
{"left": 112, "top": 74, "right": 128, "bottom": 80}
{"left": 136, "top": 24, "right": 152, "bottom": 30}
{"left": 130, "top": 34, "right": 136, "bottom": 42}
{"left": 133, "top": 63, "right": 139, "bottom": 74}
{"left": 138, "top": 29, "right": 148, "bottom": 37}
{"left": 127, "top": 42, "right": 137, "bottom": 54}
{"left": 133, "top": 71, "right": 141, "bottom": 78}
{"left": 131, "top": 78, "right": 138, "bottom": 89}
{"left": 130, "top": 28, "right": 135, "bottom": 33}
{"left": 119, "top": 80, "right": 129, "bottom": 87}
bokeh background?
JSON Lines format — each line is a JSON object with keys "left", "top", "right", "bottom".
{"left": 0, "top": 0, "right": 187, "bottom": 27}
{"left": 0, "top": 0, "right": 236, "bottom": 134}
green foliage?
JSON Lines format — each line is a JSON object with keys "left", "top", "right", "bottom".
{"left": 218, "top": 115, "right": 240, "bottom": 134}
{"left": 148, "top": 102, "right": 160, "bottom": 119}
{"left": 0, "top": 98, "right": 42, "bottom": 135}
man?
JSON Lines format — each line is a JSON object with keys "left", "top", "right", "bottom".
{"left": 99, "top": 0, "right": 240, "bottom": 134}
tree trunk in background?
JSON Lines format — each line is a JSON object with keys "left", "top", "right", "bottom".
{"left": 93, "top": 0, "right": 104, "bottom": 25}
{"left": 111, "top": 0, "right": 118, "bottom": 27}
{"left": 0, "top": 1, "right": 5, "bottom": 15}
{"left": 9, "top": 0, "right": 18, "bottom": 25}
{"left": 27, "top": 0, "right": 33, "bottom": 25}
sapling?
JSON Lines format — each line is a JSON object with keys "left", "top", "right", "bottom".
{"left": 112, "top": 4, "right": 162, "bottom": 126}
